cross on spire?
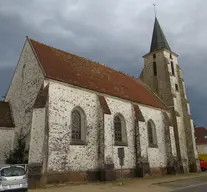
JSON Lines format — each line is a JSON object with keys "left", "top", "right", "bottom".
{"left": 153, "top": 4, "right": 157, "bottom": 17}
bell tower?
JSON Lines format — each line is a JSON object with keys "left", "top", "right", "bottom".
{"left": 140, "top": 17, "right": 200, "bottom": 173}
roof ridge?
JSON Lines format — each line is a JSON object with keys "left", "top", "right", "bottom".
{"left": 29, "top": 38, "right": 139, "bottom": 81}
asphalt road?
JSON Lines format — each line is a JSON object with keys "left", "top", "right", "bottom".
{"left": 157, "top": 176, "right": 207, "bottom": 192}
{"left": 169, "top": 183, "right": 207, "bottom": 192}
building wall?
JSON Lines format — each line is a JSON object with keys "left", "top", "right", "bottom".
{"left": 28, "top": 108, "right": 46, "bottom": 164}
{"left": 47, "top": 81, "right": 100, "bottom": 172}
{"left": 143, "top": 50, "right": 173, "bottom": 106}
{"left": 104, "top": 97, "right": 135, "bottom": 170}
{"left": 169, "top": 126, "right": 177, "bottom": 157}
{"left": 176, "top": 63, "right": 199, "bottom": 170}
{"left": 139, "top": 106, "right": 167, "bottom": 168}
{"left": 197, "top": 144, "right": 207, "bottom": 154}
{"left": 0, "top": 128, "right": 14, "bottom": 164}
{"left": 142, "top": 49, "right": 199, "bottom": 172}
{"left": 4, "top": 39, "right": 45, "bottom": 150}
{"left": 166, "top": 51, "right": 188, "bottom": 163}
{"left": 46, "top": 80, "right": 169, "bottom": 173}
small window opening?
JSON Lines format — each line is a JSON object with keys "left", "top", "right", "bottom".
{"left": 153, "top": 62, "right": 157, "bottom": 76}
{"left": 175, "top": 84, "right": 179, "bottom": 91}
{"left": 171, "top": 61, "right": 175, "bottom": 76}
{"left": 153, "top": 54, "right": 156, "bottom": 59}
{"left": 170, "top": 54, "right": 172, "bottom": 59}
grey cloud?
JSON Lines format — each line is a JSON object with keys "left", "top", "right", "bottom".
{"left": 0, "top": 66, "right": 14, "bottom": 98}
{"left": 0, "top": 0, "right": 207, "bottom": 126}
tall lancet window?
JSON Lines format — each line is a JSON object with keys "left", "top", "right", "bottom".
{"left": 72, "top": 110, "right": 81, "bottom": 140}
{"left": 114, "top": 116, "right": 122, "bottom": 142}
{"left": 71, "top": 106, "right": 87, "bottom": 145}
{"left": 147, "top": 120, "right": 158, "bottom": 147}
{"left": 153, "top": 62, "right": 157, "bottom": 76}
{"left": 114, "top": 114, "right": 128, "bottom": 146}
{"left": 171, "top": 61, "right": 175, "bottom": 76}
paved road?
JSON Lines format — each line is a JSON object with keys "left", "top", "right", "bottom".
{"left": 169, "top": 183, "right": 207, "bottom": 192}
{"left": 157, "top": 176, "right": 207, "bottom": 192}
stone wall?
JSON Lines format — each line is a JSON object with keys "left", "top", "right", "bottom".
{"left": 45, "top": 79, "right": 170, "bottom": 180}
{"left": 197, "top": 144, "right": 207, "bottom": 154}
{"left": 177, "top": 66, "right": 200, "bottom": 172}
{"left": 29, "top": 108, "right": 46, "bottom": 164}
{"left": 142, "top": 49, "right": 199, "bottom": 173}
{"left": 139, "top": 106, "right": 167, "bottom": 168}
{"left": 0, "top": 128, "right": 14, "bottom": 164}
{"left": 4, "top": 39, "right": 45, "bottom": 150}
{"left": 104, "top": 97, "right": 136, "bottom": 170}
{"left": 47, "top": 81, "right": 100, "bottom": 172}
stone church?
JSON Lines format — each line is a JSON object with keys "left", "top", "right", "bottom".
{"left": 0, "top": 17, "right": 200, "bottom": 187}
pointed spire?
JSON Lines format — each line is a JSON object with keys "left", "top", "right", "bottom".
{"left": 150, "top": 17, "right": 171, "bottom": 53}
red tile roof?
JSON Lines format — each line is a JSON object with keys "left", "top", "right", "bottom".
{"left": 29, "top": 38, "right": 167, "bottom": 110}
{"left": 195, "top": 127, "right": 207, "bottom": 144}
{"left": 0, "top": 101, "right": 14, "bottom": 128}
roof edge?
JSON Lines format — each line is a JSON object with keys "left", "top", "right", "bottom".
{"left": 4, "top": 38, "right": 28, "bottom": 101}
{"left": 137, "top": 80, "right": 168, "bottom": 110}
{"left": 45, "top": 77, "right": 168, "bottom": 112}
{"left": 27, "top": 37, "right": 47, "bottom": 77}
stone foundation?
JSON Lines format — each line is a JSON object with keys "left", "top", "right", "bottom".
{"left": 28, "top": 166, "right": 185, "bottom": 189}
{"left": 150, "top": 167, "right": 167, "bottom": 176}
{"left": 115, "top": 168, "right": 136, "bottom": 178}
{"left": 28, "top": 163, "right": 44, "bottom": 189}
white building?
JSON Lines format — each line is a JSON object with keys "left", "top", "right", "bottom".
{"left": 195, "top": 127, "right": 207, "bottom": 154}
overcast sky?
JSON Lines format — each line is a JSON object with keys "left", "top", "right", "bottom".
{"left": 0, "top": 0, "right": 206, "bottom": 127}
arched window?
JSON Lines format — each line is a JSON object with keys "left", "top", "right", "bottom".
{"left": 114, "top": 114, "right": 127, "bottom": 146}
{"left": 114, "top": 116, "right": 122, "bottom": 142}
{"left": 71, "top": 107, "right": 86, "bottom": 145}
{"left": 147, "top": 120, "right": 158, "bottom": 147}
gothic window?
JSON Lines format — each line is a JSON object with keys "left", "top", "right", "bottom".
{"left": 153, "top": 62, "right": 157, "bottom": 76}
{"left": 147, "top": 120, "right": 158, "bottom": 147}
{"left": 114, "top": 114, "right": 127, "bottom": 146}
{"left": 171, "top": 61, "right": 175, "bottom": 76}
{"left": 71, "top": 107, "right": 86, "bottom": 145}
{"left": 114, "top": 116, "right": 122, "bottom": 141}
{"left": 153, "top": 53, "right": 156, "bottom": 59}
{"left": 72, "top": 110, "right": 81, "bottom": 140}
{"left": 170, "top": 54, "right": 172, "bottom": 59}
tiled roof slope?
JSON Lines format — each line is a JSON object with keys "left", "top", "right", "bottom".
{"left": 150, "top": 17, "right": 171, "bottom": 53}
{"left": 0, "top": 101, "right": 14, "bottom": 127}
{"left": 29, "top": 38, "right": 167, "bottom": 110}
{"left": 195, "top": 127, "right": 207, "bottom": 144}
